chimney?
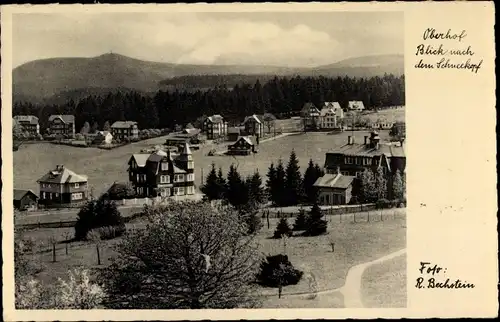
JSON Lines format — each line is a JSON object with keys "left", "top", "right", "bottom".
{"left": 364, "top": 136, "right": 368, "bottom": 145}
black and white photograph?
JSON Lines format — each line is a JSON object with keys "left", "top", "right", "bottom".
{"left": 10, "top": 9, "right": 406, "bottom": 310}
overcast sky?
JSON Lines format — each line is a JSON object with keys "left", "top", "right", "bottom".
{"left": 12, "top": 11, "right": 403, "bottom": 68}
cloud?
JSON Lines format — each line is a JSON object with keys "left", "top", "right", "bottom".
{"left": 12, "top": 12, "right": 402, "bottom": 68}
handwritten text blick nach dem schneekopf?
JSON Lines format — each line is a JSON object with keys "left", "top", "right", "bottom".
{"left": 415, "top": 28, "right": 483, "bottom": 73}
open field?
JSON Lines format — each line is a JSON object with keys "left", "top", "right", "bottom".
{"left": 17, "top": 209, "right": 406, "bottom": 308}
{"left": 14, "top": 130, "right": 392, "bottom": 198}
{"left": 360, "top": 252, "right": 407, "bottom": 308}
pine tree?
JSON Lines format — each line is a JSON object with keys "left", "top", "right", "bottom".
{"left": 248, "top": 171, "right": 265, "bottom": 205}
{"left": 303, "top": 202, "right": 327, "bottom": 236}
{"left": 375, "top": 167, "right": 387, "bottom": 200}
{"left": 293, "top": 208, "right": 308, "bottom": 231}
{"left": 266, "top": 162, "right": 277, "bottom": 204}
{"left": 284, "top": 150, "right": 302, "bottom": 206}
{"left": 216, "top": 167, "right": 226, "bottom": 199}
{"left": 201, "top": 163, "right": 221, "bottom": 200}
{"left": 302, "top": 159, "right": 324, "bottom": 204}
{"left": 225, "top": 164, "right": 246, "bottom": 207}
{"left": 392, "top": 169, "right": 404, "bottom": 200}
{"left": 273, "top": 217, "right": 293, "bottom": 239}
{"left": 275, "top": 160, "right": 287, "bottom": 206}
{"left": 360, "top": 168, "right": 377, "bottom": 203}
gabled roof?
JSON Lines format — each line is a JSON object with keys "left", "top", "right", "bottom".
{"left": 37, "top": 166, "right": 88, "bottom": 184}
{"left": 185, "top": 123, "right": 195, "bottom": 129}
{"left": 231, "top": 136, "right": 255, "bottom": 146}
{"left": 207, "top": 114, "right": 224, "bottom": 123}
{"left": 313, "top": 173, "right": 355, "bottom": 189}
{"left": 130, "top": 154, "right": 150, "bottom": 167}
{"left": 14, "top": 115, "right": 39, "bottom": 125}
{"left": 244, "top": 114, "right": 262, "bottom": 124}
{"left": 323, "top": 102, "right": 342, "bottom": 110}
{"left": 14, "top": 189, "right": 39, "bottom": 201}
{"left": 301, "top": 103, "right": 320, "bottom": 116}
{"left": 319, "top": 107, "right": 336, "bottom": 116}
{"left": 348, "top": 101, "right": 365, "bottom": 110}
{"left": 147, "top": 150, "right": 169, "bottom": 163}
{"left": 49, "top": 115, "right": 75, "bottom": 124}
{"left": 111, "top": 121, "right": 138, "bottom": 128}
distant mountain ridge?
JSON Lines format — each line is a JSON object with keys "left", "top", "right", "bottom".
{"left": 13, "top": 53, "right": 404, "bottom": 104}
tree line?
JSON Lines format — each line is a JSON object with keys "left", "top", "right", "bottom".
{"left": 13, "top": 74, "right": 405, "bottom": 133}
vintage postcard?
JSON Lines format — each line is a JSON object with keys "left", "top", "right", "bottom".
{"left": 1, "top": 2, "right": 497, "bottom": 320}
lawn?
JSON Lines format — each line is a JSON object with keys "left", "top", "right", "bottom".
{"left": 17, "top": 208, "right": 406, "bottom": 308}
{"left": 14, "top": 130, "right": 392, "bottom": 198}
{"left": 360, "top": 252, "right": 407, "bottom": 308}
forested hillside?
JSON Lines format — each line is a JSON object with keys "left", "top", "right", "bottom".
{"left": 13, "top": 74, "right": 405, "bottom": 133}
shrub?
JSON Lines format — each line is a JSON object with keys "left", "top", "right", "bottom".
{"left": 256, "top": 254, "right": 303, "bottom": 287}
{"left": 103, "top": 182, "right": 136, "bottom": 200}
{"left": 92, "top": 225, "right": 126, "bottom": 240}
{"left": 75, "top": 199, "right": 125, "bottom": 240}
{"left": 55, "top": 268, "right": 105, "bottom": 309}
{"left": 273, "top": 217, "right": 293, "bottom": 238}
{"left": 376, "top": 198, "right": 390, "bottom": 209}
{"left": 292, "top": 209, "right": 307, "bottom": 231}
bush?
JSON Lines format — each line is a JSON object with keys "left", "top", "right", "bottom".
{"left": 292, "top": 209, "right": 307, "bottom": 231}
{"left": 75, "top": 199, "right": 125, "bottom": 240}
{"left": 103, "top": 182, "right": 136, "bottom": 200}
{"left": 273, "top": 217, "right": 293, "bottom": 238}
{"left": 376, "top": 198, "right": 390, "bottom": 209}
{"left": 91, "top": 225, "right": 126, "bottom": 241}
{"left": 256, "top": 254, "right": 303, "bottom": 287}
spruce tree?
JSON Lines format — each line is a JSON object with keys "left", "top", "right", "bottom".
{"left": 266, "top": 162, "right": 277, "bottom": 204}
{"left": 201, "top": 163, "right": 220, "bottom": 200}
{"left": 360, "top": 168, "right": 377, "bottom": 203}
{"left": 216, "top": 167, "right": 226, "bottom": 199}
{"left": 302, "top": 159, "right": 324, "bottom": 204}
{"left": 392, "top": 169, "right": 404, "bottom": 200}
{"left": 225, "top": 164, "right": 246, "bottom": 207}
{"left": 273, "top": 217, "right": 293, "bottom": 239}
{"left": 375, "top": 167, "right": 388, "bottom": 200}
{"left": 303, "top": 202, "right": 327, "bottom": 236}
{"left": 284, "top": 150, "right": 302, "bottom": 206}
{"left": 275, "top": 159, "right": 287, "bottom": 206}
{"left": 293, "top": 208, "right": 308, "bottom": 231}
{"left": 248, "top": 171, "right": 265, "bottom": 205}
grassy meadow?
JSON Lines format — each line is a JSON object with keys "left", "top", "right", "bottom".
{"left": 14, "top": 130, "right": 393, "bottom": 198}
{"left": 18, "top": 208, "right": 406, "bottom": 308}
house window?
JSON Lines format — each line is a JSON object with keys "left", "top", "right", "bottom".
{"left": 187, "top": 161, "right": 194, "bottom": 169}
{"left": 187, "top": 174, "right": 194, "bottom": 182}
{"left": 142, "top": 174, "right": 146, "bottom": 182}
{"left": 178, "top": 187, "right": 185, "bottom": 195}
{"left": 174, "top": 174, "right": 185, "bottom": 182}
{"left": 161, "top": 162, "right": 168, "bottom": 171}
{"left": 173, "top": 187, "right": 179, "bottom": 195}
{"left": 74, "top": 183, "right": 79, "bottom": 188}
{"left": 42, "top": 192, "right": 46, "bottom": 199}
{"left": 136, "top": 174, "right": 140, "bottom": 182}
{"left": 160, "top": 175, "right": 169, "bottom": 184}
{"left": 72, "top": 193, "right": 83, "bottom": 200}
{"left": 55, "top": 193, "right": 59, "bottom": 198}
{"left": 345, "top": 157, "right": 353, "bottom": 164}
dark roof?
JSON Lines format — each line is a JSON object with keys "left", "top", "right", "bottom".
{"left": 230, "top": 135, "right": 256, "bottom": 147}
{"left": 313, "top": 174, "right": 355, "bottom": 189}
{"left": 49, "top": 115, "right": 75, "bottom": 124}
{"left": 326, "top": 142, "right": 405, "bottom": 158}
{"left": 111, "top": 121, "right": 138, "bottom": 128}
{"left": 14, "top": 189, "right": 38, "bottom": 201}
{"left": 185, "top": 123, "right": 195, "bottom": 129}
{"left": 37, "top": 165, "right": 88, "bottom": 184}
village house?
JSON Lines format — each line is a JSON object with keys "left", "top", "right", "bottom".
{"left": 227, "top": 136, "right": 257, "bottom": 155}
{"left": 300, "top": 103, "right": 321, "bottom": 130}
{"left": 165, "top": 128, "right": 201, "bottom": 147}
{"left": 128, "top": 143, "right": 195, "bottom": 198}
{"left": 92, "top": 131, "right": 113, "bottom": 145}
{"left": 203, "top": 114, "right": 227, "bottom": 140}
{"left": 313, "top": 168, "right": 355, "bottom": 205}
{"left": 243, "top": 113, "right": 277, "bottom": 137}
{"left": 111, "top": 121, "right": 139, "bottom": 141}
{"left": 319, "top": 102, "right": 343, "bottom": 130}
{"left": 37, "top": 165, "right": 89, "bottom": 206}
{"left": 323, "top": 131, "right": 406, "bottom": 178}
{"left": 13, "top": 189, "right": 39, "bottom": 211}
{"left": 48, "top": 115, "right": 76, "bottom": 137}
{"left": 347, "top": 101, "right": 365, "bottom": 112}
{"left": 13, "top": 115, "right": 40, "bottom": 136}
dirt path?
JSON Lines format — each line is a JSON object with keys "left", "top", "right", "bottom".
{"left": 340, "top": 248, "right": 407, "bottom": 307}
{"left": 260, "top": 248, "right": 407, "bottom": 307}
